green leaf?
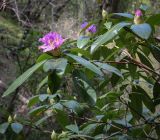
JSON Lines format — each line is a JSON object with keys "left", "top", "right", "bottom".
{"left": 153, "top": 80, "right": 160, "bottom": 105}
{"left": 56, "top": 110, "right": 69, "bottom": 129}
{"left": 36, "top": 76, "right": 48, "bottom": 93}
{"left": 66, "top": 53, "right": 103, "bottom": 76}
{"left": 62, "top": 100, "right": 81, "bottom": 114}
{"left": 66, "top": 124, "right": 79, "bottom": 133}
{"left": 130, "top": 23, "right": 152, "bottom": 40}
{"left": 77, "top": 36, "right": 90, "bottom": 49}
{"left": 51, "top": 103, "right": 63, "bottom": 110}
{"left": 155, "top": 125, "right": 160, "bottom": 139}
{"left": 73, "top": 70, "right": 97, "bottom": 105}
{"left": 70, "top": 48, "right": 91, "bottom": 58}
{"left": 133, "top": 86, "right": 155, "bottom": 113}
{"left": 11, "top": 123, "right": 23, "bottom": 134}
{"left": 36, "top": 53, "right": 52, "bottom": 63}
{"left": 94, "top": 62, "right": 123, "bottom": 77}
{"left": 140, "top": 4, "right": 148, "bottom": 11}
{"left": 35, "top": 116, "right": 51, "bottom": 126}
{"left": 129, "top": 92, "right": 142, "bottom": 120}
{"left": 81, "top": 79, "right": 97, "bottom": 104}
{"left": 0, "top": 122, "right": 9, "bottom": 134}
{"left": 104, "top": 22, "right": 112, "bottom": 30}
{"left": 113, "top": 13, "right": 134, "bottom": 19}
{"left": 91, "top": 22, "right": 131, "bottom": 53}
{"left": 128, "top": 64, "right": 137, "bottom": 79}
{"left": 43, "top": 58, "right": 68, "bottom": 74}
{"left": 149, "top": 44, "right": 160, "bottom": 63}
{"left": 82, "top": 124, "right": 97, "bottom": 135}
{"left": 3, "top": 60, "right": 47, "bottom": 97}
{"left": 147, "top": 14, "right": 160, "bottom": 26}
{"left": 28, "top": 95, "right": 39, "bottom": 107}
{"left": 48, "top": 71, "right": 61, "bottom": 94}
{"left": 29, "top": 105, "right": 47, "bottom": 116}
{"left": 137, "top": 51, "right": 154, "bottom": 70}
{"left": 39, "top": 94, "right": 49, "bottom": 102}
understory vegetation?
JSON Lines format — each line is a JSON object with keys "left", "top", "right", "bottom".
{"left": 0, "top": 0, "right": 160, "bottom": 140}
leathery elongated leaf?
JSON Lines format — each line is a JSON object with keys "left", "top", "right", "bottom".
{"left": 66, "top": 53, "right": 103, "bottom": 76}
{"left": 131, "top": 23, "right": 152, "bottom": 40}
{"left": 91, "top": 22, "right": 131, "bottom": 53}
{"left": 3, "top": 60, "right": 47, "bottom": 97}
{"left": 94, "top": 62, "right": 123, "bottom": 78}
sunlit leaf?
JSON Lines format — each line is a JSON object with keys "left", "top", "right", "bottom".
{"left": 77, "top": 36, "right": 90, "bottom": 49}
{"left": 131, "top": 23, "right": 152, "bottom": 40}
{"left": 113, "top": 13, "right": 134, "bottom": 19}
{"left": 66, "top": 53, "right": 103, "bottom": 76}
{"left": 94, "top": 62, "right": 123, "bottom": 77}
{"left": 91, "top": 22, "right": 131, "bottom": 53}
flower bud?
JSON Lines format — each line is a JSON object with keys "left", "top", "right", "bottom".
{"left": 58, "top": 131, "right": 67, "bottom": 138}
{"left": 8, "top": 116, "right": 12, "bottom": 123}
{"left": 50, "top": 99, "right": 55, "bottom": 104}
{"left": 134, "top": 9, "right": 143, "bottom": 24}
{"left": 47, "top": 87, "right": 52, "bottom": 94}
{"left": 51, "top": 130, "right": 57, "bottom": 140}
{"left": 13, "top": 114, "right": 17, "bottom": 120}
{"left": 102, "top": 9, "right": 108, "bottom": 19}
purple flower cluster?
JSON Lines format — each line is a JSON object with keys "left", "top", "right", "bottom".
{"left": 38, "top": 32, "right": 64, "bottom": 52}
{"left": 135, "top": 9, "right": 143, "bottom": 16}
{"left": 81, "top": 21, "right": 97, "bottom": 33}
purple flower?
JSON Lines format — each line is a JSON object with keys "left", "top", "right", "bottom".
{"left": 81, "top": 21, "right": 97, "bottom": 34}
{"left": 38, "top": 32, "right": 64, "bottom": 52}
{"left": 87, "top": 24, "right": 96, "bottom": 33}
{"left": 81, "top": 21, "right": 88, "bottom": 29}
{"left": 135, "top": 9, "right": 143, "bottom": 16}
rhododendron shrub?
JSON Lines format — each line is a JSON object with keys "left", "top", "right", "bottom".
{"left": 2, "top": 5, "right": 160, "bottom": 140}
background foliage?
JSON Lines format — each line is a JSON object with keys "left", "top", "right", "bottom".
{"left": 0, "top": 0, "right": 160, "bottom": 140}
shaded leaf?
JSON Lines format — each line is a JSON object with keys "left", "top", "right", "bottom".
{"left": 36, "top": 76, "right": 48, "bottom": 93}
{"left": 73, "top": 70, "right": 96, "bottom": 105}
{"left": 153, "top": 80, "right": 160, "bottom": 105}
{"left": 0, "top": 123, "right": 9, "bottom": 134}
{"left": 29, "top": 105, "right": 47, "bottom": 116}
{"left": 149, "top": 44, "right": 160, "bottom": 63}
{"left": 137, "top": 51, "right": 154, "bottom": 70}
{"left": 11, "top": 123, "right": 23, "bottom": 134}
{"left": 36, "top": 53, "right": 52, "bottom": 63}
{"left": 82, "top": 124, "right": 97, "bottom": 135}
{"left": 155, "top": 125, "right": 160, "bottom": 139}
{"left": 147, "top": 14, "right": 160, "bottom": 26}
{"left": 129, "top": 92, "right": 142, "bottom": 120}
{"left": 56, "top": 110, "right": 69, "bottom": 129}
{"left": 28, "top": 95, "right": 39, "bottom": 107}
{"left": 48, "top": 71, "right": 61, "bottom": 94}
{"left": 35, "top": 116, "right": 51, "bottom": 126}
{"left": 133, "top": 86, "right": 155, "bottom": 113}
